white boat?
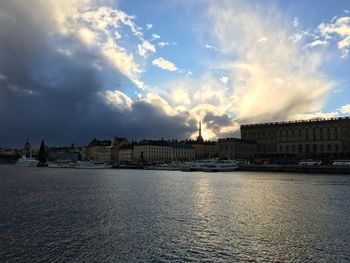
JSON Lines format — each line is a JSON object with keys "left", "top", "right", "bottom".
{"left": 75, "top": 161, "right": 112, "bottom": 169}
{"left": 166, "top": 162, "right": 182, "bottom": 171}
{"left": 202, "top": 160, "right": 239, "bottom": 172}
{"left": 15, "top": 155, "right": 39, "bottom": 167}
{"left": 181, "top": 159, "right": 215, "bottom": 172}
{"left": 48, "top": 160, "right": 76, "bottom": 168}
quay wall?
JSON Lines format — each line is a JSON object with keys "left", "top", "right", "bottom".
{"left": 239, "top": 165, "right": 350, "bottom": 175}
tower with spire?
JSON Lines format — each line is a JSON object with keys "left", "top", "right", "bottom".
{"left": 196, "top": 121, "right": 204, "bottom": 143}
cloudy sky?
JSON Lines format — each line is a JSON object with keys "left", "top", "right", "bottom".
{"left": 1, "top": 0, "right": 350, "bottom": 147}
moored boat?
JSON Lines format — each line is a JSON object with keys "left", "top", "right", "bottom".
{"left": 75, "top": 161, "right": 112, "bottom": 169}
{"left": 202, "top": 159, "right": 239, "bottom": 172}
{"left": 15, "top": 155, "right": 39, "bottom": 167}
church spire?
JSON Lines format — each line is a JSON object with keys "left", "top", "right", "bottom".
{"left": 196, "top": 121, "right": 204, "bottom": 143}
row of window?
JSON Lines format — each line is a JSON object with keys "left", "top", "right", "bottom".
{"left": 278, "top": 144, "right": 341, "bottom": 153}
{"left": 243, "top": 126, "right": 341, "bottom": 140}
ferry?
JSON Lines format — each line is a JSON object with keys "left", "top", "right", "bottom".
{"left": 202, "top": 160, "right": 239, "bottom": 172}
{"left": 48, "top": 160, "right": 76, "bottom": 168}
{"left": 332, "top": 160, "right": 350, "bottom": 166}
{"left": 298, "top": 159, "right": 322, "bottom": 166}
{"left": 181, "top": 159, "right": 217, "bottom": 172}
{"left": 15, "top": 155, "right": 39, "bottom": 167}
{"left": 75, "top": 161, "right": 112, "bottom": 169}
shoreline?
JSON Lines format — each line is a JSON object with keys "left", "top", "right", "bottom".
{"left": 2, "top": 163, "right": 350, "bottom": 174}
{"left": 238, "top": 164, "right": 350, "bottom": 175}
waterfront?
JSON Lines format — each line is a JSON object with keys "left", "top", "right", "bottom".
{"left": 1, "top": 166, "right": 350, "bottom": 262}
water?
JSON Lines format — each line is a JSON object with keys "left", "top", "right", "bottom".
{"left": 1, "top": 165, "right": 350, "bottom": 262}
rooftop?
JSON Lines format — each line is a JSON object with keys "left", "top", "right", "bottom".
{"left": 241, "top": 116, "right": 350, "bottom": 128}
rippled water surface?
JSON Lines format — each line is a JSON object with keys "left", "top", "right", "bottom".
{"left": 1, "top": 165, "right": 350, "bottom": 262}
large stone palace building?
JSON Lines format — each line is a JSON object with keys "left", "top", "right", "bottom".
{"left": 240, "top": 117, "right": 350, "bottom": 159}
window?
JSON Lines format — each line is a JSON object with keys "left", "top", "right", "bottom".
{"left": 305, "top": 144, "right": 310, "bottom": 153}
{"left": 298, "top": 144, "right": 303, "bottom": 153}
{"left": 320, "top": 144, "right": 324, "bottom": 152}
{"left": 335, "top": 144, "right": 339, "bottom": 152}
{"left": 327, "top": 144, "right": 332, "bottom": 152}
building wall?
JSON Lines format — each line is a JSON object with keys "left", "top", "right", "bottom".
{"left": 241, "top": 117, "right": 350, "bottom": 159}
{"left": 191, "top": 143, "right": 218, "bottom": 159}
{"left": 218, "top": 138, "right": 257, "bottom": 159}
{"left": 112, "top": 138, "right": 128, "bottom": 161}
{"left": 133, "top": 145, "right": 173, "bottom": 162}
{"left": 119, "top": 148, "right": 133, "bottom": 162}
{"left": 94, "top": 148, "right": 112, "bottom": 163}
{"left": 172, "top": 147, "right": 195, "bottom": 161}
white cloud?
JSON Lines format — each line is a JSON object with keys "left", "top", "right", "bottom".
{"left": 293, "top": 17, "right": 299, "bottom": 27}
{"left": 219, "top": 76, "right": 229, "bottom": 84}
{"left": 152, "top": 57, "right": 178, "bottom": 71}
{"left": 305, "top": 39, "right": 328, "bottom": 48}
{"left": 158, "top": 41, "right": 170, "bottom": 48}
{"left": 142, "top": 92, "right": 178, "bottom": 116}
{"left": 46, "top": 2, "right": 147, "bottom": 89}
{"left": 292, "top": 111, "right": 340, "bottom": 120}
{"left": 137, "top": 39, "right": 156, "bottom": 57}
{"left": 104, "top": 90, "right": 133, "bottom": 110}
{"left": 257, "top": 36, "right": 268, "bottom": 43}
{"left": 151, "top": 33, "right": 161, "bottom": 41}
{"left": 205, "top": 44, "right": 219, "bottom": 51}
{"left": 339, "top": 104, "right": 350, "bottom": 114}
{"left": 206, "top": 2, "right": 333, "bottom": 124}
{"left": 318, "top": 16, "right": 350, "bottom": 56}
{"left": 338, "top": 36, "right": 350, "bottom": 49}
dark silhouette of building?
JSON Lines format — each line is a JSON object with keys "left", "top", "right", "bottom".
{"left": 196, "top": 121, "right": 204, "bottom": 143}
{"left": 241, "top": 117, "right": 350, "bottom": 160}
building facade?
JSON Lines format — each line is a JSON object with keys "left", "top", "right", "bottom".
{"left": 121, "top": 140, "right": 196, "bottom": 163}
{"left": 133, "top": 142, "right": 173, "bottom": 162}
{"left": 86, "top": 138, "right": 112, "bottom": 162}
{"left": 118, "top": 145, "right": 134, "bottom": 163}
{"left": 241, "top": 117, "right": 350, "bottom": 159}
{"left": 218, "top": 138, "right": 257, "bottom": 160}
{"left": 172, "top": 145, "right": 196, "bottom": 161}
{"left": 111, "top": 137, "right": 128, "bottom": 162}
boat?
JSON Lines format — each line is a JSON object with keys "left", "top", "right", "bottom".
{"left": 181, "top": 159, "right": 216, "bottom": 172}
{"left": 75, "top": 161, "right": 112, "bottom": 169}
{"left": 166, "top": 162, "right": 182, "bottom": 171}
{"left": 202, "top": 159, "right": 239, "bottom": 172}
{"left": 48, "top": 160, "right": 76, "bottom": 168}
{"left": 15, "top": 155, "right": 39, "bottom": 167}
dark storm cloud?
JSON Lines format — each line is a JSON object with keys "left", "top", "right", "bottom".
{"left": 0, "top": 1, "right": 194, "bottom": 147}
{"left": 203, "top": 112, "right": 240, "bottom": 138}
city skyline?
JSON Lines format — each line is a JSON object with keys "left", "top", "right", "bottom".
{"left": 1, "top": 0, "right": 350, "bottom": 147}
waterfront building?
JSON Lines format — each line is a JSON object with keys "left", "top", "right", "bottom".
{"left": 190, "top": 141, "right": 218, "bottom": 159}
{"left": 218, "top": 138, "right": 257, "bottom": 160}
{"left": 48, "top": 144, "right": 81, "bottom": 162}
{"left": 111, "top": 137, "right": 128, "bottom": 162}
{"left": 133, "top": 140, "right": 173, "bottom": 163}
{"left": 86, "top": 138, "right": 112, "bottom": 162}
{"left": 118, "top": 145, "right": 134, "bottom": 163}
{"left": 122, "top": 140, "right": 196, "bottom": 163}
{"left": 94, "top": 146, "right": 112, "bottom": 163}
{"left": 172, "top": 144, "right": 196, "bottom": 161}
{"left": 241, "top": 117, "right": 350, "bottom": 159}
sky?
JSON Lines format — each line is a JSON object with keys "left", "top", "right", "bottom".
{"left": 1, "top": 0, "right": 350, "bottom": 147}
